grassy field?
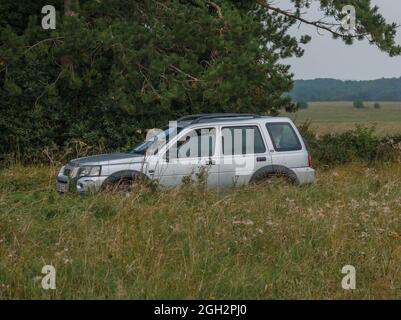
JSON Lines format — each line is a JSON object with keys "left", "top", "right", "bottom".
{"left": 2, "top": 163, "right": 401, "bottom": 299}
{"left": 282, "top": 102, "right": 401, "bottom": 135}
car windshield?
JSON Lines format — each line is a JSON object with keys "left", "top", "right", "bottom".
{"left": 127, "top": 126, "right": 181, "bottom": 155}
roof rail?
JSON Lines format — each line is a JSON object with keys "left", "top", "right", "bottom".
{"left": 190, "top": 113, "right": 261, "bottom": 124}
{"left": 177, "top": 114, "right": 211, "bottom": 122}
{"left": 177, "top": 113, "right": 261, "bottom": 124}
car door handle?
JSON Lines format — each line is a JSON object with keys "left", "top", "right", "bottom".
{"left": 204, "top": 159, "right": 216, "bottom": 166}
{"left": 256, "top": 156, "right": 267, "bottom": 162}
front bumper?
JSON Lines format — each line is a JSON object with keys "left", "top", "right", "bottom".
{"left": 56, "top": 175, "right": 107, "bottom": 193}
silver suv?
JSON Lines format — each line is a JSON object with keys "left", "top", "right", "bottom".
{"left": 56, "top": 113, "right": 315, "bottom": 193}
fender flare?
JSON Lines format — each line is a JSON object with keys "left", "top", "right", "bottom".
{"left": 101, "top": 170, "right": 149, "bottom": 188}
{"left": 249, "top": 165, "right": 299, "bottom": 184}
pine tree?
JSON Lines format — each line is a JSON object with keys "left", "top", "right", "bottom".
{"left": 1, "top": 0, "right": 400, "bottom": 160}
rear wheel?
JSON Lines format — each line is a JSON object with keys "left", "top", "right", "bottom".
{"left": 253, "top": 173, "right": 293, "bottom": 186}
{"left": 250, "top": 166, "right": 297, "bottom": 186}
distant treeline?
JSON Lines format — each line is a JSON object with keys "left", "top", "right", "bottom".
{"left": 291, "top": 78, "right": 401, "bottom": 102}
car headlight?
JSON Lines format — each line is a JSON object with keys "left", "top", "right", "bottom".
{"left": 77, "top": 166, "right": 101, "bottom": 178}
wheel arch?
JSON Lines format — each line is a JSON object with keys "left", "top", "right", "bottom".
{"left": 101, "top": 169, "right": 149, "bottom": 189}
{"left": 249, "top": 165, "right": 299, "bottom": 184}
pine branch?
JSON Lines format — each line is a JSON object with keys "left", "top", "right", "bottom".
{"left": 207, "top": 1, "right": 223, "bottom": 18}
{"left": 257, "top": 1, "right": 366, "bottom": 39}
{"left": 24, "top": 37, "right": 64, "bottom": 53}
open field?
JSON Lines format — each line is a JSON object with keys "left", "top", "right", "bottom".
{"left": 282, "top": 102, "right": 401, "bottom": 135}
{"left": 1, "top": 163, "right": 401, "bottom": 299}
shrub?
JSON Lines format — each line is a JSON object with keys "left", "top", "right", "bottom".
{"left": 374, "top": 102, "right": 381, "bottom": 109}
{"left": 296, "top": 101, "right": 309, "bottom": 110}
{"left": 353, "top": 100, "right": 365, "bottom": 109}
{"left": 316, "top": 126, "right": 378, "bottom": 164}
{"left": 298, "top": 122, "right": 401, "bottom": 166}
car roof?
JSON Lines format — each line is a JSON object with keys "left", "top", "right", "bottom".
{"left": 177, "top": 113, "right": 293, "bottom": 129}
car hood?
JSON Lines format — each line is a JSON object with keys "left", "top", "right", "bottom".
{"left": 69, "top": 152, "right": 145, "bottom": 166}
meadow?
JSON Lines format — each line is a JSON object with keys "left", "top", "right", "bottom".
{"left": 2, "top": 101, "right": 401, "bottom": 299}
{"left": 1, "top": 163, "right": 401, "bottom": 299}
{"left": 283, "top": 102, "right": 401, "bottom": 135}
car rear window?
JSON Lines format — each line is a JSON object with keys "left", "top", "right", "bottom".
{"left": 265, "top": 122, "right": 302, "bottom": 152}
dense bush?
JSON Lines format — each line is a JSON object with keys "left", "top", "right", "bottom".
{"left": 299, "top": 122, "right": 401, "bottom": 166}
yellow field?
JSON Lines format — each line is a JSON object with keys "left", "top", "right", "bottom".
{"left": 282, "top": 102, "right": 401, "bottom": 135}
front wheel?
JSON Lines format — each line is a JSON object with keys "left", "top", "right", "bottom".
{"left": 102, "top": 176, "right": 140, "bottom": 193}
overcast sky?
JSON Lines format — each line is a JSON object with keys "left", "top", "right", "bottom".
{"left": 278, "top": 0, "right": 401, "bottom": 80}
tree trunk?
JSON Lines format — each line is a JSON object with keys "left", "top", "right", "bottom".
{"left": 64, "top": 0, "right": 79, "bottom": 17}
{"left": 62, "top": 0, "right": 80, "bottom": 77}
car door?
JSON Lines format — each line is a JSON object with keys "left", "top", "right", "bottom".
{"left": 264, "top": 122, "right": 308, "bottom": 168}
{"left": 154, "top": 126, "right": 219, "bottom": 187}
{"left": 217, "top": 124, "right": 272, "bottom": 187}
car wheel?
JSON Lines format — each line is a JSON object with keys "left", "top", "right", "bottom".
{"left": 102, "top": 177, "right": 138, "bottom": 193}
{"left": 250, "top": 166, "right": 297, "bottom": 185}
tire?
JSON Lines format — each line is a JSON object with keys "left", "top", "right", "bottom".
{"left": 101, "top": 171, "right": 144, "bottom": 193}
{"left": 102, "top": 178, "right": 137, "bottom": 193}
{"left": 250, "top": 165, "right": 298, "bottom": 185}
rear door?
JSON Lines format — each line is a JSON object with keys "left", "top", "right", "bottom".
{"left": 217, "top": 124, "right": 272, "bottom": 187}
{"left": 264, "top": 122, "right": 308, "bottom": 168}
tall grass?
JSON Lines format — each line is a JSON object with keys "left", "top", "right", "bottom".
{"left": 1, "top": 163, "right": 401, "bottom": 299}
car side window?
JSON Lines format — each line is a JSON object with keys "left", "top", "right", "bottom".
{"left": 266, "top": 122, "right": 302, "bottom": 152}
{"left": 174, "top": 128, "right": 216, "bottom": 159}
{"left": 221, "top": 126, "right": 266, "bottom": 155}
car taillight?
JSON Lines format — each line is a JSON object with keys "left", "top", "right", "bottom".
{"left": 308, "top": 153, "right": 313, "bottom": 168}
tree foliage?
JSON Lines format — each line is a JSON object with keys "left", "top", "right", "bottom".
{"left": 292, "top": 78, "right": 401, "bottom": 101}
{"left": 353, "top": 100, "right": 365, "bottom": 109}
{"left": 0, "top": 0, "right": 399, "bottom": 160}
